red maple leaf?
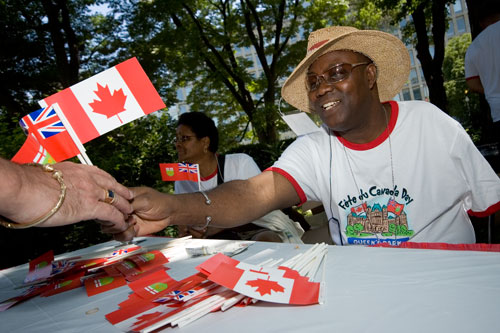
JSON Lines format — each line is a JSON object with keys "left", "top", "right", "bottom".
{"left": 245, "top": 277, "right": 285, "bottom": 296}
{"left": 89, "top": 83, "right": 127, "bottom": 123}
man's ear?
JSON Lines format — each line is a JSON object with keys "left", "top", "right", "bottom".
{"left": 366, "top": 63, "right": 377, "bottom": 89}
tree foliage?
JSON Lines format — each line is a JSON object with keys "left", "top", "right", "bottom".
{"left": 442, "top": 33, "right": 481, "bottom": 142}
{"left": 374, "top": 0, "right": 454, "bottom": 113}
{"left": 107, "top": 0, "right": 382, "bottom": 146}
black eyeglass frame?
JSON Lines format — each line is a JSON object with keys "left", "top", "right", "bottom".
{"left": 306, "top": 62, "right": 372, "bottom": 92}
{"left": 174, "top": 135, "right": 197, "bottom": 143}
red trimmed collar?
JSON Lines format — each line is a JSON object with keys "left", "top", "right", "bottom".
{"left": 337, "top": 101, "right": 398, "bottom": 151}
{"left": 200, "top": 167, "right": 218, "bottom": 181}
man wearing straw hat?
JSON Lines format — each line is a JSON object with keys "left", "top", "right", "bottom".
{"left": 109, "top": 26, "right": 500, "bottom": 246}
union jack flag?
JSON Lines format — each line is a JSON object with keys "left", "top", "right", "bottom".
{"left": 111, "top": 249, "right": 129, "bottom": 257}
{"left": 179, "top": 163, "right": 198, "bottom": 174}
{"left": 20, "top": 106, "right": 66, "bottom": 139}
{"left": 17, "top": 105, "right": 80, "bottom": 162}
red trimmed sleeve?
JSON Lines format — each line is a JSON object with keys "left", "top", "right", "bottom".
{"left": 468, "top": 201, "right": 500, "bottom": 218}
{"left": 465, "top": 75, "right": 480, "bottom": 81}
{"left": 265, "top": 167, "right": 307, "bottom": 206}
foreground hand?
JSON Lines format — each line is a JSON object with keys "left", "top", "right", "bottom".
{"left": 47, "top": 162, "right": 133, "bottom": 228}
{"left": 109, "top": 186, "right": 173, "bottom": 242}
{"left": 5, "top": 161, "right": 133, "bottom": 229}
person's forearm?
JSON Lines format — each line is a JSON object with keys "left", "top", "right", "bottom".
{"left": 169, "top": 173, "right": 299, "bottom": 229}
{"left": 466, "top": 78, "right": 484, "bottom": 94}
{"left": 0, "top": 159, "right": 60, "bottom": 224}
{"left": 1, "top": 158, "right": 133, "bottom": 229}
{"left": 127, "top": 171, "right": 300, "bottom": 241}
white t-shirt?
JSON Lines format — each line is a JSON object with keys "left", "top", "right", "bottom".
{"left": 270, "top": 101, "right": 500, "bottom": 245}
{"left": 465, "top": 20, "right": 500, "bottom": 122}
{"left": 175, "top": 153, "right": 304, "bottom": 243}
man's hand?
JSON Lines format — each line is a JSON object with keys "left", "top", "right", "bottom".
{"left": 109, "top": 187, "right": 173, "bottom": 242}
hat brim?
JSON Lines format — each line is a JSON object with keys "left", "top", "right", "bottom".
{"left": 281, "top": 29, "right": 410, "bottom": 113}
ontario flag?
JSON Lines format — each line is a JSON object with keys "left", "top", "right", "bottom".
{"left": 159, "top": 163, "right": 199, "bottom": 182}
{"left": 85, "top": 274, "right": 127, "bottom": 297}
{"left": 387, "top": 198, "right": 405, "bottom": 216}
{"left": 40, "top": 57, "right": 166, "bottom": 144}
{"left": 196, "top": 253, "right": 320, "bottom": 305}
{"left": 17, "top": 105, "right": 80, "bottom": 162}
{"left": 11, "top": 133, "right": 56, "bottom": 164}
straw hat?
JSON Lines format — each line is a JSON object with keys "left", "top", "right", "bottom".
{"left": 281, "top": 26, "right": 410, "bottom": 113}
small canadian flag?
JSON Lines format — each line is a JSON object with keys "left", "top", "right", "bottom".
{"left": 196, "top": 253, "right": 320, "bottom": 305}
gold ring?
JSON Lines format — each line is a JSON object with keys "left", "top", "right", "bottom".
{"left": 103, "top": 189, "right": 117, "bottom": 204}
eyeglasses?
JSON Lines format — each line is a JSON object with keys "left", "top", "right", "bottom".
{"left": 306, "top": 62, "right": 371, "bottom": 92}
{"left": 174, "top": 135, "right": 197, "bottom": 143}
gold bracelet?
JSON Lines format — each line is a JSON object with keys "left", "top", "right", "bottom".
{"left": 0, "top": 163, "right": 67, "bottom": 229}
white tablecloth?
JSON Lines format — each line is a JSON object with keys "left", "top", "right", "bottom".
{"left": 1, "top": 237, "right": 499, "bottom": 332}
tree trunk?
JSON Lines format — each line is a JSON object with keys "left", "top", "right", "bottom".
{"left": 41, "top": 0, "right": 80, "bottom": 86}
{"left": 411, "top": 1, "right": 448, "bottom": 113}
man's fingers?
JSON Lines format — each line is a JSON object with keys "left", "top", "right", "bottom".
{"left": 95, "top": 203, "right": 130, "bottom": 233}
{"left": 112, "top": 223, "right": 137, "bottom": 242}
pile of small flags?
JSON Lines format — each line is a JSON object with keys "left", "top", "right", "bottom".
{"left": 0, "top": 237, "right": 328, "bottom": 332}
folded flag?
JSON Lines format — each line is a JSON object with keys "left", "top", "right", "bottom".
{"left": 11, "top": 133, "right": 56, "bottom": 164}
{"left": 129, "top": 250, "right": 169, "bottom": 272}
{"left": 0, "top": 285, "right": 50, "bottom": 312}
{"left": 85, "top": 273, "right": 127, "bottom": 297}
{"left": 159, "top": 163, "right": 199, "bottom": 182}
{"left": 196, "top": 253, "right": 320, "bottom": 305}
{"left": 24, "top": 250, "right": 54, "bottom": 284}
{"left": 18, "top": 105, "right": 81, "bottom": 162}
{"left": 40, "top": 271, "right": 85, "bottom": 297}
{"left": 127, "top": 268, "right": 176, "bottom": 300}
{"left": 40, "top": 57, "right": 166, "bottom": 144}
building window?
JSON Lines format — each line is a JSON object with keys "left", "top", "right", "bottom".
{"left": 410, "top": 69, "right": 418, "bottom": 85}
{"left": 412, "top": 87, "right": 422, "bottom": 100}
{"left": 446, "top": 20, "right": 455, "bottom": 36}
{"left": 402, "top": 88, "right": 411, "bottom": 100}
{"left": 409, "top": 49, "right": 415, "bottom": 67}
{"left": 453, "top": 0, "right": 463, "bottom": 14}
{"left": 456, "top": 16, "right": 466, "bottom": 33}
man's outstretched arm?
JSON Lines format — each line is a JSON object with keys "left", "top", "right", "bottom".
{"left": 110, "top": 170, "right": 301, "bottom": 242}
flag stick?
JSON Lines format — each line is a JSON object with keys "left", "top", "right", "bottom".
{"left": 176, "top": 291, "right": 235, "bottom": 328}
{"left": 318, "top": 252, "right": 328, "bottom": 305}
{"left": 221, "top": 293, "right": 245, "bottom": 311}
{"left": 38, "top": 101, "right": 93, "bottom": 165}
{"left": 196, "top": 163, "right": 201, "bottom": 192}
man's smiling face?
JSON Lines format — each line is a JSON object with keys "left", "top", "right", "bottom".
{"left": 307, "top": 50, "right": 376, "bottom": 134}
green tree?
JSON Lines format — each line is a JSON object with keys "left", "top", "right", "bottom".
{"left": 0, "top": 0, "right": 124, "bottom": 158}
{"left": 354, "top": 223, "right": 364, "bottom": 236}
{"left": 87, "top": 111, "right": 177, "bottom": 189}
{"left": 388, "top": 223, "right": 396, "bottom": 235}
{"left": 0, "top": 0, "right": 173, "bottom": 269}
{"left": 110, "top": 0, "right": 383, "bottom": 146}
{"left": 375, "top": 0, "right": 454, "bottom": 113}
{"left": 442, "top": 33, "right": 481, "bottom": 142}
{"left": 346, "top": 225, "right": 355, "bottom": 237}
